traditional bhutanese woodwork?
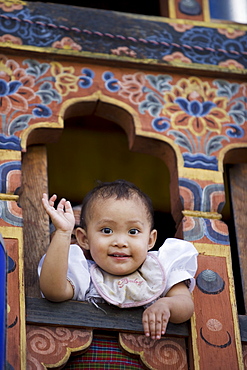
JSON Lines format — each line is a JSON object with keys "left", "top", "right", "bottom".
{"left": 0, "top": 235, "right": 7, "bottom": 368}
{"left": 0, "top": 0, "right": 246, "bottom": 368}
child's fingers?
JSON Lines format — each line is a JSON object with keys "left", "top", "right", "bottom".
{"left": 49, "top": 194, "right": 57, "bottom": 204}
{"left": 42, "top": 193, "right": 50, "bottom": 209}
{"left": 42, "top": 194, "right": 59, "bottom": 218}
{"left": 143, "top": 312, "right": 157, "bottom": 339}
{"left": 56, "top": 197, "right": 66, "bottom": 211}
{"left": 161, "top": 314, "right": 169, "bottom": 336}
{"left": 64, "top": 200, "right": 73, "bottom": 214}
{"left": 142, "top": 313, "right": 151, "bottom": 338}
{"left": 143, "top": 312, "right": 168, "bottom": 340}
{"left": 151, "top": 315, "right": 163, "bottom": 340}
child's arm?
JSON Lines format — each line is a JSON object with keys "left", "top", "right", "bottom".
{"left": 39, "top": 193, "right": 75, "bottom": 302}
{"left": 142, "top": 282, "right": 194, "bottom": 340}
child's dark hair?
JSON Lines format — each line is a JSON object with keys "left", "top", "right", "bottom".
{"left": 80, "top": 179, "right": 154, "bottom": 229}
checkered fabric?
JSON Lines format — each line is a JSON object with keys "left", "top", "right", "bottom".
{"left": 65, "top": 335, "right": 144, "bottom": 369}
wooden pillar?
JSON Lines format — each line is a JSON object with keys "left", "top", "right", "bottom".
{"left": 228, "top": 163, "right": 247, "bottom": 313}
{"left": 19, "top": 145, "right": 50, "bottom": 298}
{"left": 172, "top": 168, "right": 244, "bottom": 369}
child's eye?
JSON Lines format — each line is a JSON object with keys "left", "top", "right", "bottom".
{"left": 101, "top": 227, "right": 113, "bottom": 234}
{"left": 129, "top": 228, "right": 139, "bottom": 235}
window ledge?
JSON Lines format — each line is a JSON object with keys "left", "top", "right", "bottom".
{"left": 26, "top": 297, "right": 189, "bottom": 337}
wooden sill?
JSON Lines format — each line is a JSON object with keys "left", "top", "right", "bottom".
{"left": 25, "top": 297, "right": 189, "bottom": 337}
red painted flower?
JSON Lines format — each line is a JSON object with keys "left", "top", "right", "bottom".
{"left": 0, "top": 55, "right": 35, "bottom": 114}
{"left": 163, "top": 52, "right": 191, "bottom": 64}
{"left": 217, "top": 27, "right": 245, "bottom": 39}
{"left": 0, "top": 0, "right": 24, "bottom": 12}
{"left": 0, "top": 34, "right": 22, "bottom": 45}
{"left": 219, "top": 59, "right": 244, "bottom": 70}
{"left": 52, "top": 37, "right": 82, "bottom": 51}
{"left": 118, "top": 72, "right": 146, "bottom": 104}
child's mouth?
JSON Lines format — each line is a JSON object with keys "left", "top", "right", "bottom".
{"left": 109, "top": 253, "right": 130, "bottom": 258}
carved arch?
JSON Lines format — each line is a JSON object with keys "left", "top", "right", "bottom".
{"left": 22, "top": 91, "right": 180, "bottom": 173}
{"left": 22, "top": 94, "right": 181, "bottom": 226}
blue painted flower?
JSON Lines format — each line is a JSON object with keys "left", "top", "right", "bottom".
{"left": 0, "top": 80, "right": 22, "bottom": 97}
{"left": 175, "top": 98, "right": 216, "bottom": 117}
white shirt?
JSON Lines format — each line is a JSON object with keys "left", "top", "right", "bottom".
{"left": 38, "top": 238, "right": 198, "bottom": 306}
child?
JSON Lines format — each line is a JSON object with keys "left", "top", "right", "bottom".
{"left": 38, "top": 180, "right": 198, "bottom": 340}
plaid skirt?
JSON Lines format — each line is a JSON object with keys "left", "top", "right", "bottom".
{"left": 65, "top": 334, "right": 144, "bottom": 369}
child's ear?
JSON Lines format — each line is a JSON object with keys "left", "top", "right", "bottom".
{"left": 76, "top": 227, "right": 90, "bottom": 250}
{"left": 148, "top": 229, "right": 157, "bottom": 250}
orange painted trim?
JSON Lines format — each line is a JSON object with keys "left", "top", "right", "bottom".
{"left": 193, "top": 243, "right": 244, "bottom": 370}
{"left": 0, "top": 227, "right": 26, "bottom": 370}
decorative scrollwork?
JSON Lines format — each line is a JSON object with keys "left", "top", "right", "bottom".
{"left": 119, "top": 333, "right": 187, "bottom": 369}
{"left": 26, "top": 325, "right": 92, "bottom": 369}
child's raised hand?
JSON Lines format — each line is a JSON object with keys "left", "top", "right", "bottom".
{"left": 42, "top": 193, "right": 75, "bottom": 233}
{"left": 142, "top": 298, "right": 171, "bottom": 340}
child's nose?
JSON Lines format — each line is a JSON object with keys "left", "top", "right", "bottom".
{"left": 113, "top": 234, "right": 128, "bottom": 247}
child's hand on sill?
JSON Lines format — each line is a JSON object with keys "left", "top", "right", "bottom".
{"left": 142, "top": 282, "right": 194, "bottom": 340}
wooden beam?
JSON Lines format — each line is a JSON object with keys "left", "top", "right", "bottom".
{"left": 26, "top": 297, "right": 189, "bottom": 337}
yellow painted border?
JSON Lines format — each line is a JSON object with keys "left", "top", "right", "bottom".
{"left": 179, "top": 167, "right": 224, "bottom": 183}
{"left": 1, "top": 42, "right": 246, "bottom": 75}
{"left": 202, "top": 0, "right": 211, "bottom": 22}
{"left": 192, "top": 243, "right": 244, "bottom": 370}
{"left": 58, "top": 90, "right": 103, "bottom": 121}
{"left": 20, "top": 121, "right": 63, "bottom": 150}
{"left": 190, "top": 309, "right": 200, "bottom": 370}
{"left": 0, "top": 194, "right": 19, "bottom": 201}
{"left": 182, "top": 210, "right": 222, "bottom": 219}
{"left": 0, "top": 150, "right": 21, "bottom": 161}
{"left": 168, "top": 0, "right": 176, "bottom": 18}
{"left": 0, "top": 227, "right": 26, "bottom": 370}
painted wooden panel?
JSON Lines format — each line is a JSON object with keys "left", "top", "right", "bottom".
{"left": 192, "top": 246, "right": 243, "bottom": 369}
{"left": 0, "top": 2, "right": 246, "bottom": 369}
{"left": 0, "top": 2, "right": 246, "bottom": 73}
{"left": 3, "top": 232, "right": 26, "bottom": 370}
{"left": 26, "top": 325, "right": 92, "bottom": 369}
{"left": 120, "top": 333, "right": 188, "bottom": 369}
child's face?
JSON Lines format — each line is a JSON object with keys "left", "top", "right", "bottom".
{"left": 76, "top": 196, "right": 157, "bottom": 275}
